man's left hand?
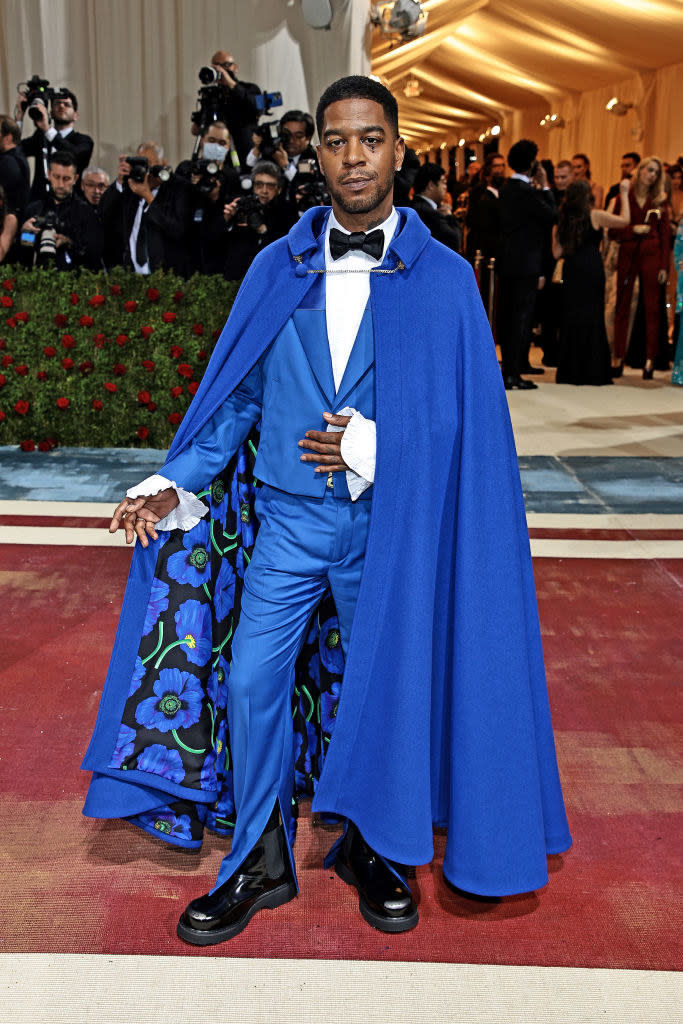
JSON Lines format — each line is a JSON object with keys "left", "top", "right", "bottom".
{"left": 298, "top": 412, "right": 351, "bottom": 473}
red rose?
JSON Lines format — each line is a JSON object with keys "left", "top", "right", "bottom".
{"left": 140, "top": 325, "right": 154, "bottom": 338}
{"left": 115, "top": 334, "right": 128, "bottom": 346}
{"left": 2, "top": 354, "right": 13, "bottom": 366}
{"left": 15, "top": 364, "right": 28, "bottom": 376}
{"left": 15, "top": 311, "right": 29, "bottom": 323}
{"left": 172, "top": 290, "right": 184, "bottom": 304}
{"left": 79, "top": 360, "right": 93, "bottom": 375}
{"left": 6, "top": 317, "right": 16, "bottom": 328}
{"left": 56, "top": 397, "right": 70, "bottom": 409}
{"left": 104, "top": 382, "right": 117, "bottom": 393}
{"left": 38, "top": 440, "right": 51, "bottom": 451}
{"left": 137, "top": 390, "right": 151, "bottom": 404}
{"left": 168, "top": 412, "right": 182, "bottom": 424}
{"left": 110, "top": 284, "right": 123, "bottom": 295}
{"left": 142, "top": 359, "right": 155, "bottom": 371}
{"left": 136, "top": 426, "right": 149, "bottom": 440}
{"left": 162, "top": 311, "right": 177, "bottom": 323}
{"left": 79, "top": 315, "right": 94, "bottom": 327}
{"left": 37, "top": 371, "right": 48, "bottom": 381}
{"left": 0, "top": 373, "right": 5, "bottom": 386}
{"left": 0, "top": 339, "right": 5, "bottom": 349}
{"left": 54, "top": 313, "right": 68, "bottom": 327}
{"left": 92, "top": 399, "right": 103, "bottom": 410}
{"left": 170, "top": 345, "right": 183, "bottom": 358}
{"left": 61, "top": 334, "right": 76, "bottom": 348}
{"left": 14, "top": 400, "right": 29, "bottom": 415}
{"left": 70, "top": 292, "right": 79, "bottom": 305}
{"left": 170, "top": 385, "right": 183, "bottom": 398}
{"left": 192, "top": 323, "right": 204, "bottom": 336}
{"left": 2, "top": 278, "right": 14, "bottom": 290}
{"left": 198, "top": 349, "right": 207, "bottom": 360}
{"left": 43, "top": 347, "right": 57, "bottom": 358}
{"left": 93, "top": 336, "right": 105, "bottom": 350}
{"left": 112, "top": 363, "right": 127, "bottom": 376}
{"left": 20, "top": 439, "right": 35, "bottom": 451}
{"left": 88, "top": 294, "right": 106, "bottom": 307}
{"left": 124, "top": 300, "right": 138, "bottom": 312}
{"left": 146, "top": 287, "right": 160, "bottom": 302}
{"left": 188, "top": 381, "right": 199, "bottom": 395}
{"left": 0, "top": 410, "right": 5, "bottom": 421}
{"left": 212, "top": 329, "right": 220, "bottom": 340}
{"left": 1, "top": 295, "right": 13, "bottom": 308}
{"left": 147, "top": 401, "right": 157, "bottom": 411}
{"left": 61, "top": 357, "right": 74, "bottom": 370}
{"left": 177, "top": 363, "right": 193, "bottom": 378}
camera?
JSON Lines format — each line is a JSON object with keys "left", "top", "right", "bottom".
{"left": 124, "top": 157, "right": 172, "bottom": 185}
{"left": 191, "top": 157, "right": 221, "bottom": 195}
{"left": 191, "top": 67, "right": 283, "bottom": 134}
{"left": 17, "top": 75, "right": 71, "bottom": 124}
{"left": 253, "top": 120, "right": 282, "bottom": 161}
{"left": 294, "top": 180, "right": 330, "bottom": 215}
{"left": 234, "top": 194, "right": 266, "bottom": 231}
{"left": 20, "top": 210, "right": 62, "bottom": 257}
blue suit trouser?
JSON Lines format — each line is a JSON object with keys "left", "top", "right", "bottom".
{"left": 211, "top": 484, "right": 372, "bottom": 892}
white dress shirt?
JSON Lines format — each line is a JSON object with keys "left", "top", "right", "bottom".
{"left": 128, "top": 207, "right": 397, "bottom": 526}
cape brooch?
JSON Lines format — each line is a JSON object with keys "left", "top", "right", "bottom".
{"left": 292, "top": 255, "right": 405, "bottom": 274}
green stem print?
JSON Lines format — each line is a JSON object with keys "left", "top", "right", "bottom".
{"left": 171, "top": 729, "right": 207, "bottom": 755}
{"left": 142, "top": 621, "right": 164, "bottom": 666}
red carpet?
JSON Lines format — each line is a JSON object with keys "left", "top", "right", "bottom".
{"left": 0, "top": 544, "right": 680, "bottom": 968}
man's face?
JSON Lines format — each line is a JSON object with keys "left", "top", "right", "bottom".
{"left": 490, "top": 156, "right": 505, "bottom": 180}
{"left": 48, "top": 163, "right": 77, "bottom": 201}
{"left": 316, "top": 97, "right": 404, "bottom": 225}
{"left": 571, "top": 157, "right": 588, "bottom": 180}
{"left": 0, "top": 132, "right": 13, "bottom": 153}
{"left": 212, "top": 51, "right": 238, "bottom": 77}
{"left": 201, "top": 124, "right": 231, "bottom": 160}
{"left": 253, "top": 173, "right": 280, "bottom": 206}
{"left": 82, "top": 172, "right": 108, "bottom": 205}
{"left": 620, "top": 157, "right": 637, "bottom": 178}
{"left": 51, "top": 96, "right": 77, "bottom": 128}
{"left": 280, "top": 120, "right": 310, "bottom": 159}
{"left": 554, "top": 165, "right": 572, "bottom": 190}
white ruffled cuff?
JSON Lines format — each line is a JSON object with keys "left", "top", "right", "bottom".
{"left": 126, "top": 473, "right": 207, "bottom": 532}
{"left": 328, "top": 407, "right": 376, "bottom": 502}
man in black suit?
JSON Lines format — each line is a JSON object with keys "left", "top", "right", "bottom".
{"left": 247, "top": 110, "right": 320, "bottom": 204}
{"left": 604, "top": 151, "right": 640, "bottom": 209}
{"left": 497, "top": 139, "right": 556, "bottom": 390}
{"left": 198, "top": 50, "right": 262, "bottom": 168}
{"left": 100, "top": 142, "right": 190, "bottom": 276}
{"left": 410, "top": 162, "right": 462, "bottom": 252}
{"left": 20, "top": 89, "right": 93, "bottom": 202}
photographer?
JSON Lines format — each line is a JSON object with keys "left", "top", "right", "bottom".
{"left": 247, "top": 110, "right": 319, "bottom": 200}
{"left": 192, "top": 51, "right": 262, "bottom": 167}
{"left": 177, "top": 122, "right": 243, "bottom": 275}
{"left": 100, "top": 142, "right": 190, "bottom": 275}
{"left": 17, "top": 83, "right": 93, "bottom": 202}
{"left": 81, "top": 166, "right": 110, "bottom": 209}
{"left": 20, "top": 151, "right": 102, "bottom": 270}
{"left": 0, "top": 114, "right": 30, "bottom": 225}
{"left": 222, "top": 160, "right": 296, "bottom": 280}
{"left": 411, "top": 162, "right": 463, "bottom": 253}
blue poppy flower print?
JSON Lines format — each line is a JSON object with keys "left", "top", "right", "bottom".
{"left": 110, "top": 724, "right": 136, "bottom": 768}
{"left": 135, "top": 807, "right": 192, "bottom": 841}
{"left": 128, "top": 656, "right": 145, "bottom": 697}
{"left": 319, "top": 617, "right": 344, "bottom": 674}
{"left": 135, "top": 667, "right": 204, "bottom": 733}
{"left": 209, "top": 477, "right": 228, "bottom": 519}
{"left": 167, "top": 520, "right": 211, "bottom": 588}
{"left": 174, "top": 599, "right": 212, "bottom": 666}
{"left": 207, "top": 655, "right": 229, "bottom": 711}
{"left": 143, "top": 577, "right": 169, "bottom": 636}
{"left": 137, "top": 743, "right": 186, "bottom": 783}
{"left": 214, "top": 559, "right": 236, "bottom": 623}
{"left": 321, "top": 679, "right": 341, "bottom": 735}
{"left": 200, "top": 750, "right": 217, "bottom": 790}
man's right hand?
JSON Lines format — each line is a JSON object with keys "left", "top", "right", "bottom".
{"left": 109, "top": 488, "right": 179, "bottom": 547}
{"left": 30, "top": 99, "right": 50, "bottom": 132}
{"left": 116, "top": 155, "right": 132, "bottom": 185}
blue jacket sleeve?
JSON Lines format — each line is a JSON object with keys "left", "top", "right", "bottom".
{"left": 160, "top": 362, "right": 262, "bottom": 492}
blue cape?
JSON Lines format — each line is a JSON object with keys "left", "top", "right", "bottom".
{"left": 83, "top": 207, "right": 571, "bottom": 895}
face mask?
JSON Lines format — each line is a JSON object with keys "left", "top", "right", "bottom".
{"left": 202, "top": 142, "right": 228, "bottom": 164}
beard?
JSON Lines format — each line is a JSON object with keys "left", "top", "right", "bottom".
{"left": 325, "top": 169, "right": 394, "bottom": 216}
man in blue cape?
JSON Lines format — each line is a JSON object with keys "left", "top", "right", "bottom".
{"left": 82, "top": 76, "right": 571, "bottom": 946}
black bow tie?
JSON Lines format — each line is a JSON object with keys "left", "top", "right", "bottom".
{"left": 329, "top": 227, "right": 384, "bottom": 262}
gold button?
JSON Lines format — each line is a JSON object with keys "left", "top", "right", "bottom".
{"left": 326, "top": 472, "right": 334, "bottom": 489}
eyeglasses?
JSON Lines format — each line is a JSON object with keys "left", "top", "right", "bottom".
{"left": 253, "top": 180, "right": 278, "bottom": 191}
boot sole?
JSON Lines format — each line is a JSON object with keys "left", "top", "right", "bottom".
{"left": 176, "top": 881, "right": 297, "bottom": 946}
{"left": 334, "top": 860, "right": 419, "bottom": 933}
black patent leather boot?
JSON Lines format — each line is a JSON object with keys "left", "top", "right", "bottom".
{"left": 334, "top": 822, "right": 418, "bottom": 933}
{"left": 177, "top": 803, "right": 297, "bottom": 946}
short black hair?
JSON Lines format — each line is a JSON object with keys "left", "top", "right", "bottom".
{"left": 413, "top": 162, "right": 445, "bottom": 194}
{"left": 48, "top": 150, "right": 78, "bottom": 172}
{"left": 507, "top": 139, "right": 538, "bottom": 173}
{"left": 252, "top": 160, "right": 283, "bottom": 184}
{"left": 280, "top": 110, "right": 315, "bottom": 139}
{"left": 315, "top": 76, "right": 399, "bottom": 140}
{"left": 52, "top": 88, "right": 78, "bottom": 112}
{"left": 622, "top": 151, "right": 641, "bottom": 164}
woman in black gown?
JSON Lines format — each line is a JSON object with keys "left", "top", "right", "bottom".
{"left": 552, "top": 179, "right": 630, "bottom": 385}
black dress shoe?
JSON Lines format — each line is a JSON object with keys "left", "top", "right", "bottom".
{"left": 504, "top": 376, "right": 538, "bottom": 390}
{"left": 177, "top": 805, "right": 296, "bottom": 946}
{"left": 334, "top": 823, "right": 418, "bottom": 933}
{"left": 521, "top": 365, "right": 545, "bottom": 375}
{"left": 642, "top": 366, "right": 654, "bottom": 380}
{"left": 610, "top": 363, "right": 624, "bottom": 379}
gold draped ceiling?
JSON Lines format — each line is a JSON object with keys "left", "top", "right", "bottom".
{"left": 371, "top": 0, "right": 683, "bottom": 181}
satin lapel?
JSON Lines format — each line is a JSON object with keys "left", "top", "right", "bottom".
{"left": 334, "top": 305, "right": 374, "bottom": 409}
{"left": 292, "top": 309, "right": 336, "bottom": 406}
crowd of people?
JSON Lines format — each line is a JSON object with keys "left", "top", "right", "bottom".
{"left": 0, "top": 54, "right": 681, "bottom": 386}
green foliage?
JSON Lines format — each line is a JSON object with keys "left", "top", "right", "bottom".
{"left": 0, "top": 266, "right": 239, "bottom": 450}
